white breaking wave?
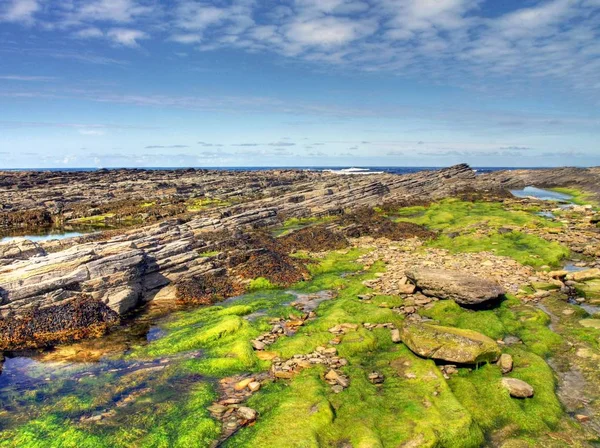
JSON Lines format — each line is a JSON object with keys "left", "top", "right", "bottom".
{"left": 323, "top": 167, "right": 384, "bottom": 175}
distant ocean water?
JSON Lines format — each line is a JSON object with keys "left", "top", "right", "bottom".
{"left": 2, "top": 166, "right": 544, "bottom": 174}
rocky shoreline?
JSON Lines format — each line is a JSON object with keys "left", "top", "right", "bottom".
{"left": 1, "top": 164, "right": 600, "bottom": 446}
{"left": 0, "top": 164, "right": 599, "bottom": 350}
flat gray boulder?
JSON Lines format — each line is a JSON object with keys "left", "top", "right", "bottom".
{"left": 406, "top": 268, "right": 505, "bottom": 306}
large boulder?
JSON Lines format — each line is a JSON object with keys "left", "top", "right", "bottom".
{"left": 405, "top": 268, "right": 505, "bottom": 306}
{"left": 401, "top": 322, "right": 501, "bottom": 364}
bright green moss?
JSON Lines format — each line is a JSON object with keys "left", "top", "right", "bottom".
{"left": 247, "top": 277, "right": 277, "bottom": 291}
{"left": 550, "top": 187, "right": 597, "bottom": 207}
{"left": 429, "top": 231, "right": 569, "bottom": 267}
{"left": 396, "top": 199, "right": 559, "bottom": 231}
{"left": 0, "top": 415, "right": 111, "bottom": 448}
{"left": 449, "top": 347, "right": 562, "bottom": 437}
{"left": 421, "top": 296, "right": 563, "bottom": 359}
{"left": 198, "top": 250, "right": 220, "bottom": 257}
{"left": 187, "top": 198, "right": 230, "bottom": 212}
{"left": 0, "top": 242, "right": 573, "bottom": 447}
{"left": 393, "top": 199, "right": 569, "bottom": 267}
{"left": 274, "top": 216, "right": 337, "bottom": 236}
{"left": 226, "top": 346, "right": 484, "bottom": 448}
{"left": 420, "top": 300, "right": 506, "bottom": 340}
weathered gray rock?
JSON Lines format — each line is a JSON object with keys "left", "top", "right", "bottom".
{"left": 405, "top": 268, "right": 505, "bottom": 305}
{"left": 0, "top": 238, "right": 46, "bottom": 261}
{"left": 498, "top": 353, "right": 514, "bottom": 374}
{"left": 401, "top": 322, "right": 501, "bottom": 364}
{"left": 501, "top": 378, "right": 534, "bottom": 398}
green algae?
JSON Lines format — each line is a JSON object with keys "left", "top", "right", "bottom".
{"left": 198, "top": 250, "right": 220, "bottom": 257}
{"left": 187, "top": 198, "right": 230, "bottom": 212}
{"left": 0, "top": 246, "right": 578, "bottom": 447}
{"left": 225, "top": 348, "right": 484, "bottom": 448}
{"left": 449, "top": 347, "right": 562, "bottom": 437}
{"left": 421, "top": 295, "right": 562, "bottom": 358}
{"left": 394, "top": 199, "right": 570, "bottom": 267}
{"left": 430, "top": 231, "right": 569, "bottom": 267}
{"left": 395, "top": 199, "right": 560, "bottom": 232}
{"left": 247, "top": 277, "right": 277, "bottom": 291}
{"left": 550, "top": 187, "right": 598, "bottom": 207}
{"left": 274, "top": 216, "right": 336, "bottom": 236}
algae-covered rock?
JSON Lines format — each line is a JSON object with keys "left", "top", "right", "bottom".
{"left": 400, "top": 322, "right": 501, "bottom": 364}
{"left": 406, "top": 268, "right": 505, "bottom": 305}
{"left": 579, "top": 319, "right": 600, "bottom": 329}
{"left": 574, "top": 279, "right": 600, "bottom": 300}
{"left": 498, "top": 353, "right": 514, "bottom": 374}
{"left": 570, "top": 268, "right": 600, "bottom": 282}
{"left": 530, "top": 282, "right": 560, "bottom": 292}
{"left": 501, "top": 378, "right": 534, "bottom": 398}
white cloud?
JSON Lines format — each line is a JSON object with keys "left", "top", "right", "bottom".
{"left": 2, "top": 0, "right": 600, "bottom": 97}
{"left": 73, "top": 27, "right": 105, "bottom": 38}
{"left": 107, "top": 28, "right": 148, "bottom": 46}
{"left": 74, "top": 0, "right": 153, "bottom": 23}
{"left": 0, "top": 75, "right": 56, "bottom": 81}
{"left": 285, "top": 16, "right": 375, "bottom": 47}
{"left": 79, "top": 129, "right": 106, "bottom": 136}
{"left": 174, "top": 2, "right": 226, "bottom": 31}
{"left": 169, "top": 33, "right": 202, "bottom": 44}
{"left": 1, "top": 0, "right": 40, "bottom": 24}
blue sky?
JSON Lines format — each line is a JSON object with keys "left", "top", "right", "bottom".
{"left": 0, "top": 0, "right": 599, "bottom": 168}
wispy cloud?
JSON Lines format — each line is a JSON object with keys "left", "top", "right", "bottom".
{"left": 0, "top": 121, "right": 157, "bottom": 130}
{"left": 107, "top": 28, "right": 149, "bottom": 47}
{"left": 3, "top": 0, "right": 599, "bottom": 96}
{"left": 0, "top": 75, "right": 57, "bottom": 82}
{"left": 0, "top": 0, "right": 40, "bottom": 25}
{"left": 79, "top": 129, "right": 106, "bottom": 136}
{"left": 145, "top": 144, "right": 190, "bottom": 149}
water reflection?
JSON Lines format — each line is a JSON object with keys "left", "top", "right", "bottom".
{"left": 510, "top": 186, "right": 573, "bottom": 202}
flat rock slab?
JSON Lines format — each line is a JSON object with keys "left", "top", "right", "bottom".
{"left": 401, "top": 322, "right": 501, "bottom": 364}
{"left": 579, "top": 319, "right": 600, "bottom": 330}
{"left": 406, "top": 268, "right": 505, "bottom": 305}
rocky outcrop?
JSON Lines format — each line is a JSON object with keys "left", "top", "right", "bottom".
{"left": 0, "top": 163, "right": 598, "bottom": 349}
{"left": 405, "top": 268, "right": 505, "bottom": 305}
{"left": 0, "top": 238, "right": 46, "bottom": 262}
{"left": 0, "top": 295, "right": 119, "bottom": 350}
{"left": 401, "top": 322, "right": 501, "bottom": 364}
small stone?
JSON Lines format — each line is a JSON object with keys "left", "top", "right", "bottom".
{"left": 397, "top": 283, "right": 416, "bottom": 294}
{"left": 237, "top": 406, "right": 257, "bottom": 422}
{"left": 575, "top": 414, "right": 590, "bottom": 423}
{"left": 274, "top": 371, "right": 294, "bottom": 379}
{"left": 248, "top": 381, "right": 261, "bottom": 392}
{"left": 497, "top": 354, "right": 513, "bottom": 374}
{"left": 501, "top": 378, "right": 534, "bottom": 398}
{"left": 252, "top": 340, "right": 266, "bottom": 351}
{"left": 331, "top": 385, "right": 344, "bottom": 394}
{"left": 234, "top": 378, "right": 255, "bottom": 391}
{"left": 562, "top": 309, "right": 576, "bottom": 316}
{"left": 391, "top": 328, "right": 401, "bottom": 343}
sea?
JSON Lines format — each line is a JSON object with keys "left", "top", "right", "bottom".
{"left": 1, "top": 166, "right": 543, "bottom": 174}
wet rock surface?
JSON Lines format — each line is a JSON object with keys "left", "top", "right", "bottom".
{"left": 405, "top": 268, "right": 505, "bottom": 305}
{"left": 0, "top": 164, "right": 481, "bottom": 348}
